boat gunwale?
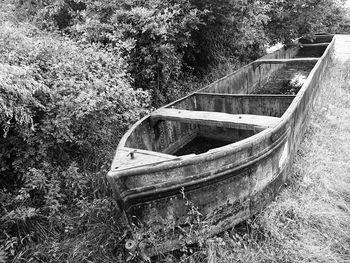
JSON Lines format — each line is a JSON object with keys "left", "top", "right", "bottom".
{"left": 109, "top": 36, "right": 335, "bottom": 180}
{"left": 120, "top": 127, "right": 290, "bottom": 205}
{"left": 194, "top": 93, "right": 297, "bottom": 98}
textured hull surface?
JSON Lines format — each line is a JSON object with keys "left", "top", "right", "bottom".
{"left": 108, "top": 35, "right": 335, "bottom": 254}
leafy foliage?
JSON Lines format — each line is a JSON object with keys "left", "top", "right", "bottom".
{"left": 0, "top": 14, "right": 150, "bottom": 261}
{"left": 12, "top": 0, "right": 346, "bottom": 104}
{"left": 266, "top": 0, "right": 345, "bottom": 44}
{"left": 15, "top": 0, "right": 205, "bottom": 105}
{"left": 109, "top": 0, "right": 203, "bottom": 105}
{"left": 71, "top": 0, "right": 204, "bottom": 105}
{"left": 188, "top": 0, "right": 270, "bottom": 72}
{"left": 0, "top": 19, "right": 150, "bottom": 173}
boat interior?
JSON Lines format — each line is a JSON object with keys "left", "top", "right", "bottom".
{"left": 113, "top": 35, "right": 333, "bottom": 171}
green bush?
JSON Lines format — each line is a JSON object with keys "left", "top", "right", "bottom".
{"left": 70, "top": 0, "right": 204, "bottom": 105}
{"left": 0, "top": 20, "right": 151, "bottom": 171}
{"left": 14, "top": 0, "right": 204, "bottom": 105}
{"left": 188, "top": 0, "right": 270, "bottom": 72}
{"left": 12, "top": 0, "right": 346, "bottom": 106}
{"left": 0, "top": 19, "right": 150, "bottom": 261}
{"left": 266, "top": 0, "right": 345, "bottom": 44}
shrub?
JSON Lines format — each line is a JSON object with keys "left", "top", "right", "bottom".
{"left": 12, "top": 0, "right": 347, "bottom": 106}
{"left": 188, "top": 0, "right": 270, "bottom": 72}
{"left": 0, "top": 20, "right": 151, "bottom": 172}
{"left": 266, "top": 0, "right": 345, "bottom": 44}
{"left": 0, "top": 17, "right": 150, "bottom": 261}
{"left": 13, "top": 0, "right": 204, "bottom": 105}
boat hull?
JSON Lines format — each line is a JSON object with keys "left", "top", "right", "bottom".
{"left": 107, "top": 35, "right": 335, "bottom": 254}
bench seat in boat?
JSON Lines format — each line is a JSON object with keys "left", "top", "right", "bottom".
{"left": 151, "top": 108, "right": 280, "bottom": 131}
{"left": 254, "top": 57, "right": 319, "bottom": 65}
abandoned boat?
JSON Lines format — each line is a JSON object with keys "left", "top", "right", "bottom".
{"left": 107, "top": 34, "right": 335, "bottom": 253}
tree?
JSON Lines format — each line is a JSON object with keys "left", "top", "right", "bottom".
{"left": 187, "top": 0, "right": 271, "bottom": 74}
{"left": 266, "top": 0, "right": 345, "bottom": 44}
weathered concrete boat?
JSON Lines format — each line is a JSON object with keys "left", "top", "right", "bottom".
{"left": 107, "top": 34, "right": 335, "bottom": 253}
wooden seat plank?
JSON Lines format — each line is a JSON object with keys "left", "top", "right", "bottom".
{"left": 150, "top": 109, "right": 280, "bottom": 131}
{"left": 255, "top": 58, "right": 319, "bottom": 65}
{"left": 300, "top": 43, "right": 329, "bottom": 47}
